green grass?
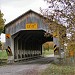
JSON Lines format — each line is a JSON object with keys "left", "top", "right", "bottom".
{"left": 0, "top": 50, "right": 8, "bottom": 59}
{"left": 41, "top": 62, "right": 75, "bottom": 75}
{"left": 42, "top": 49, "right": 54, "bottom": 56}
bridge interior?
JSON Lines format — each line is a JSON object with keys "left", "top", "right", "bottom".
{"left": 13, "top": 30, "right": 53, "bottom": 60}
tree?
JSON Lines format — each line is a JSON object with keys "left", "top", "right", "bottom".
{"left": 0, "top": 10, "right": 5, "bottom": 34}
{"left": 43, "top": 42, "right": 49, "bottom": 51}
{"left": 0, "top": 10, "right": 5, "bottom": 50}
{"left": 41, "top": 0, "right": 75, "bottom": 55}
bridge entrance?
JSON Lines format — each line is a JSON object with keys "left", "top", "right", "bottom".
{"left": 13, "top": 30, "right": 53, "bottom": 61}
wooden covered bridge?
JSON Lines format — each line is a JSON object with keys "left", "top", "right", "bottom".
{"left": 5, "top": 10, "right": 60, "bottom": 62}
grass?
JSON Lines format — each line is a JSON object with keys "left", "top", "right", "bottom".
{"left": 0, "top": 50, "right": 8, "bottom": 65}
{"left": 42, "top": 46, "right": 75, "bottom": 75}
{"left": 41, "top": 60, "right": 75, "bottom": 75}
{"left": 0, "top": 50, "right": 8, "bottom": 59}
{"left": 42, "top": 49, "right": 54, "bottom": 56}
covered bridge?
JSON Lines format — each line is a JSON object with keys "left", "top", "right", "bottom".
{"left": 5, "top": 10, "right": 59, "bottom": 62}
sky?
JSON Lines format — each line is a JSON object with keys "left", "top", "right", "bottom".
{"left": 0, "top": 0, "right": 48, "bottom": 42}
{"left": 0, "top": 0, "right": 47, "bottom": 24}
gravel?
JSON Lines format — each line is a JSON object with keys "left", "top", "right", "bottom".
{"left": 0, "top": 55, "right": 54, "bottom": 75}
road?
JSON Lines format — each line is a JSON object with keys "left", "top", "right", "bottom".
{"left": 0, "top": 55, "right": 54, "bottom": 75}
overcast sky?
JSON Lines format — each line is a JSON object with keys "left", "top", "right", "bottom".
{"left": 0, "top": 0, "right": 47, "bottom": 24}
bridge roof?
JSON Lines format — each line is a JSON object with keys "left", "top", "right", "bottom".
{"left": 5, "top": 10, "right": 46, "bottom": 27}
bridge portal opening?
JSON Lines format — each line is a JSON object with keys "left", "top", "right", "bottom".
{"left": 13, "top": 30, "right": 53, "bottom": 60}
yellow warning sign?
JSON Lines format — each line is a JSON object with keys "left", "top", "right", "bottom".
{"left": 26, "top": 23, "right": 38, "bottom": 30}
{"left": 6, "top": 34, "right": 11, "bottom": 38}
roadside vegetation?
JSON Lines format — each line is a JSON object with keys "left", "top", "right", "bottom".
{"left": 0, "top": 50, "right": 8, "bottom": 65}
{"left": 42, "top": 42, "right": 54, "bottom": 56}
{"left": 41, "top": 62, "right": 75, "bottom": 75}
{"left": 0, "top": 50, "right": 8, "bottom": 59}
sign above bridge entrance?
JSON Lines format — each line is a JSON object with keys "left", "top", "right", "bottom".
{"left": 26, "top": 23, "right": 38, "bottom": 30}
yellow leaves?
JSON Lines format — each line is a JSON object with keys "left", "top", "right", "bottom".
{"left": 67, "top": 43, "right": 75, "bottom": 51}
{"left": 53, "top": 30, "right": 59, "bottom": 38}
{"left": 43, "top": 42, "right": 49, "bottom": 49}
{"left": 69, "top": 50, "right": 74, "bottom": 57}
{"left": 43, "top": 42, "right": 54, "bottom": 50}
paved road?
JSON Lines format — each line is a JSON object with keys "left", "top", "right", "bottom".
{"left": 0, "top": 55, "right": 54, "bottom": 75}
